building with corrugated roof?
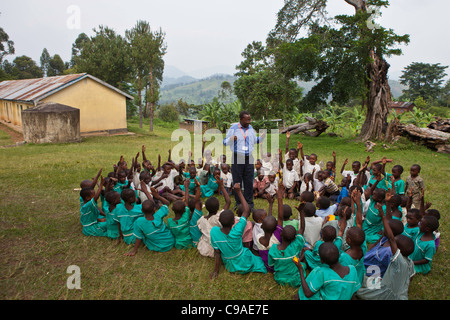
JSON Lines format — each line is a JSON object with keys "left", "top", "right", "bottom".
{"left": 388, "top": 101, "right": 415, "bottom": 114}
{"left": 0, "top": 73, "right": 133, "bottom": 134}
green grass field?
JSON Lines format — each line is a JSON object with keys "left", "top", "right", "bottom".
{"left": 0, "top": 118, "right": 448, "bottom": 300}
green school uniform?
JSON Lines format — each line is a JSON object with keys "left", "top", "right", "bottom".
{"left": 200, "top": 175, "right": 218, "bottom": 197}
{"left": 304, "top": 237, "right": 343, "bottom": 270}
{"left": 167, "top": 206, "right": 194, "bottom": 249}
{"left": 179, "top": 173, "right": 197, "bottom": 195}
{"left": 80, "top": 199, "right": 107, "bottom": 237}
{"left": 409, "top": 232, "right": 436, "bottom": 274}
{"left": 268, "top": 234, "right": 307, "bottom": 287}
{"left": 403, "top": 224, "right": 420, "bottom": 241}
{"left": 385, "top": 173, "right": 405, "bottom": 195}
{"left": 132, "top": 205, "right": 175, "bottom": 252}
{"left": 283, "top": 219, "right": 299, "bottom": 230}
{"left": 210, "top": 217, "right": 267, "bottom": 274}
{"left": 189, "top": 208, "right": 203, "bottom": 247}
{"left": 362, "top": 200, "right": 386, "bottom": 244}
{"left": 113, "top": 181, "right": 129, "bottom": 194}
{"left": 339, "top": 241, "right": 368, "bottom": 286}
{"left": 102, "top": 198, "right": 120, "bottom": 240}
{"left": 298, "top": 264, "right": 360, "bottom": 300}
{"left": 113, "top": 203, "right": 143, "bottom": 245}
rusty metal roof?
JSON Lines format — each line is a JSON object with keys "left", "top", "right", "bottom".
{"left": 0, "top": 73, "right": 133, "bottom": 103}
{"left": 389, "top": 101, "right": 415, "bottom": 109}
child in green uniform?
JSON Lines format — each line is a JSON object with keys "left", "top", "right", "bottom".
{"left": 103, "top": 190, "right": 122, "bottom": 240}
{"left": 200, "top": 167, "right": 220, "bottom": 198}
{"left": 125, "top": 186, "right": 175, "bottom": 256}
{"left": 362, "top": 179, "right": 387, "bottom": 246}
{"left": 179, "top": 166, "right": 199, "bottom": 196}
{"left": 402, "top": 208, "right": 422, "bottom": 240}
{"left": 294, "top": 242, "right": 360, "bottom": 300}
{"left": 186, "top": 179, "right": 203, "bottom": 247}
{"left": 337, "top": 189, "right": 366, "bottom": 286}
{"left": 166, "top": 185, "right": 194, "bottom": 249}
{"left": 268, "top": 185, "right": 307, "bottom": 287}
{"left": 304, "top": 225, "right": 343, "bottom": 270}
{"left": 114, "top": 189, "right": 143, "bottom": 245}
{"left": 410, "top": 215, "right": 439, "bottom": 274}
{"left": 210, "top": 184, "right": 267, "bottom": 278}
{"left": 385, "top": 165, "right": 405, "bottom": 195}
{"left": 79, "top": 171, "right": 108, "bottom": 237}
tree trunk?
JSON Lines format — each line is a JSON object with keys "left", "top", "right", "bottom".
{"left": 345, "top": 0, "right": 392, "bottom": 142}
{"left": 138, "top": 75, "right": 143, "bottom": 129}
{"left": 149, "top": 69, "right": 154, "bottom": 132}
{"left": 359, "top": 50, "right": 391, "bottom": 141}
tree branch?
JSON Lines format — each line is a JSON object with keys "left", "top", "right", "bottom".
{"left": 344, "top": 0, "right": 366, "bottom": 12}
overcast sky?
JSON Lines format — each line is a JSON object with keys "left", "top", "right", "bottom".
{"left": 1, "top": 0, "right": 449, "bottom": 79}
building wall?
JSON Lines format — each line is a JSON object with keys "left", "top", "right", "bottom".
{"left": 41, "top": 77, "right": 127, "bottom": 133}
{"left": 0, "top": 100, "right": 33, "bottom": 126}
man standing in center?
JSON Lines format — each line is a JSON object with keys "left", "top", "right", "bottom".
{"left": 223, "top": 111, "right": 265, "bottom": 210}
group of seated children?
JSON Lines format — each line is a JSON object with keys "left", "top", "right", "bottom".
{"left": 78, "top": 135, "right": 440, "bottom": 300}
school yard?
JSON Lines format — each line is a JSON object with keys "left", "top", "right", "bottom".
{"left": 0, "top": 118, "right": 448, "bottom": 300}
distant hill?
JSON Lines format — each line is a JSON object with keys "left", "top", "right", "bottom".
{"left": 159, "top": 71, "right": 406, "bottom": 106}
{"left": 159, "top": 74, "right": 237, "bottom": 105}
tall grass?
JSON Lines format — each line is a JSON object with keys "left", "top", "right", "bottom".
{"left": 0, "top": 120, "right": 448, "bottom": 300}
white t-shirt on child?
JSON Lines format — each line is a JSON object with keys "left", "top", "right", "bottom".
{"left": 282, "top": 167, "right": 300, "bottom": 189}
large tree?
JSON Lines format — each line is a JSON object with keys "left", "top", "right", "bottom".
{"left": 47, "top": 54, "right": 67, "bottom": 77}
{"left": 269, "top": 0, "right": 409, "bottom": 141}
{"left": 234, "top": 41, "right": 303, "bottom": 120}
{"left": 125, "top": 20, "right": 166, "bottom": 130}
{"left": 400, "top": 62, "right": 448, "bottom": 102}
{"left": 73, "top": 26, "right": 132, "bottom": 90}
{"left": 9, "top": 55, "right": 43, "bottom": 79}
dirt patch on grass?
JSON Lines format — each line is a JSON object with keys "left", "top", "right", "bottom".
{"left": 0, "top": 122, "right": 24, "bottom": 144}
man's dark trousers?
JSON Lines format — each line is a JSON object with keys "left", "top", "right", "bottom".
{"left": 231, "top": 152, "right": 254, "bottom": 209}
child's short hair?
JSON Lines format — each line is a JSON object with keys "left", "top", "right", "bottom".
{"left": 408, "top": 208, "right": 422, "bottom": 220}
{"left": 282, "top": 204, "right": 292, "bottom": 220}
{"left": 319, "top": 242, "right": 339, "bottom": 265}
{"left": 395, "top": 234, "right": 415, "bottom": 257}
{"left": 347, "top": 227, "right": 365, "bottom": 246}
{"left": 121, "top": 189, "right": 136, "bottom": 202}
{"left": 425, "top": 209, "right": 441, "bottom": 220}
{"left": 411, "top": 164, "right": 421, "bottom": 172}
{"left": 352, "top": 161, "right": 361, "bottom": 167}
{"left": 281, "top": 225, "right": 297, "bottom": 242}
{"left": 392, "top": 165, "right": 404, "bottom": 174}
{"left": 389, "top": 219, "right": 404, "bottom": 236}
{"left": 142, "top": 199, "right": 156, "bottom": 214}
{"left": 105, "top": 191, "right": 120, "bottom": 204}
{"left": 303, "top": 202, "right": 316, "bottom": 217}
{"left": 390, "top": 194, "right": 403, "bottom": 207}
{"left": 321, "top": 225, "right": 336, "bottom": 242}
{"left": 80, "top": 187, "right": 94, "bottom": 201}
{"left": 300, "top": 191, "right": 314, "bottom": 203}
{"left": 219, "top": 209, "right": 235, "bottom": 227}
{"left": 205, "top": 196, "right": 219, "bottom": 214}
{"left": 172, "top": 200, "right": 185, "bottom": 215}
{"left": 373, "top": 163, "right": 382, "bottom": 171}
{"left": 421, "top": 215, "right": 439, "bottom": 232}
{"left": 139, "top": 171, "right": 150, "bottom": 180}
{"left": 317, "top": 196, "right": 331, "bottom": 210}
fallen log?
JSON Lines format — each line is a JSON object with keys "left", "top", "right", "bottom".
{"left": 427, "top": 118, "right": 450, "bottom": 133}
{"left": 397, "top": 123, "right": 450, "bottom": 153}
{"left": 280, "top": 117, "right": 329, "bottom": 137}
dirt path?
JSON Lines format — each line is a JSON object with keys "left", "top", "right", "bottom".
{"left": 0, "top": 122, "right": 24, "bottom": 144}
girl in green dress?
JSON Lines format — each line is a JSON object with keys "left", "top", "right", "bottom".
{"left": 410, "top": 215, "right": 439, "bottom": 274}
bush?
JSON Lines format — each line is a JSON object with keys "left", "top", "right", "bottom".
{"left": 158, "top": 104, "right": 179, "bottom": 123}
